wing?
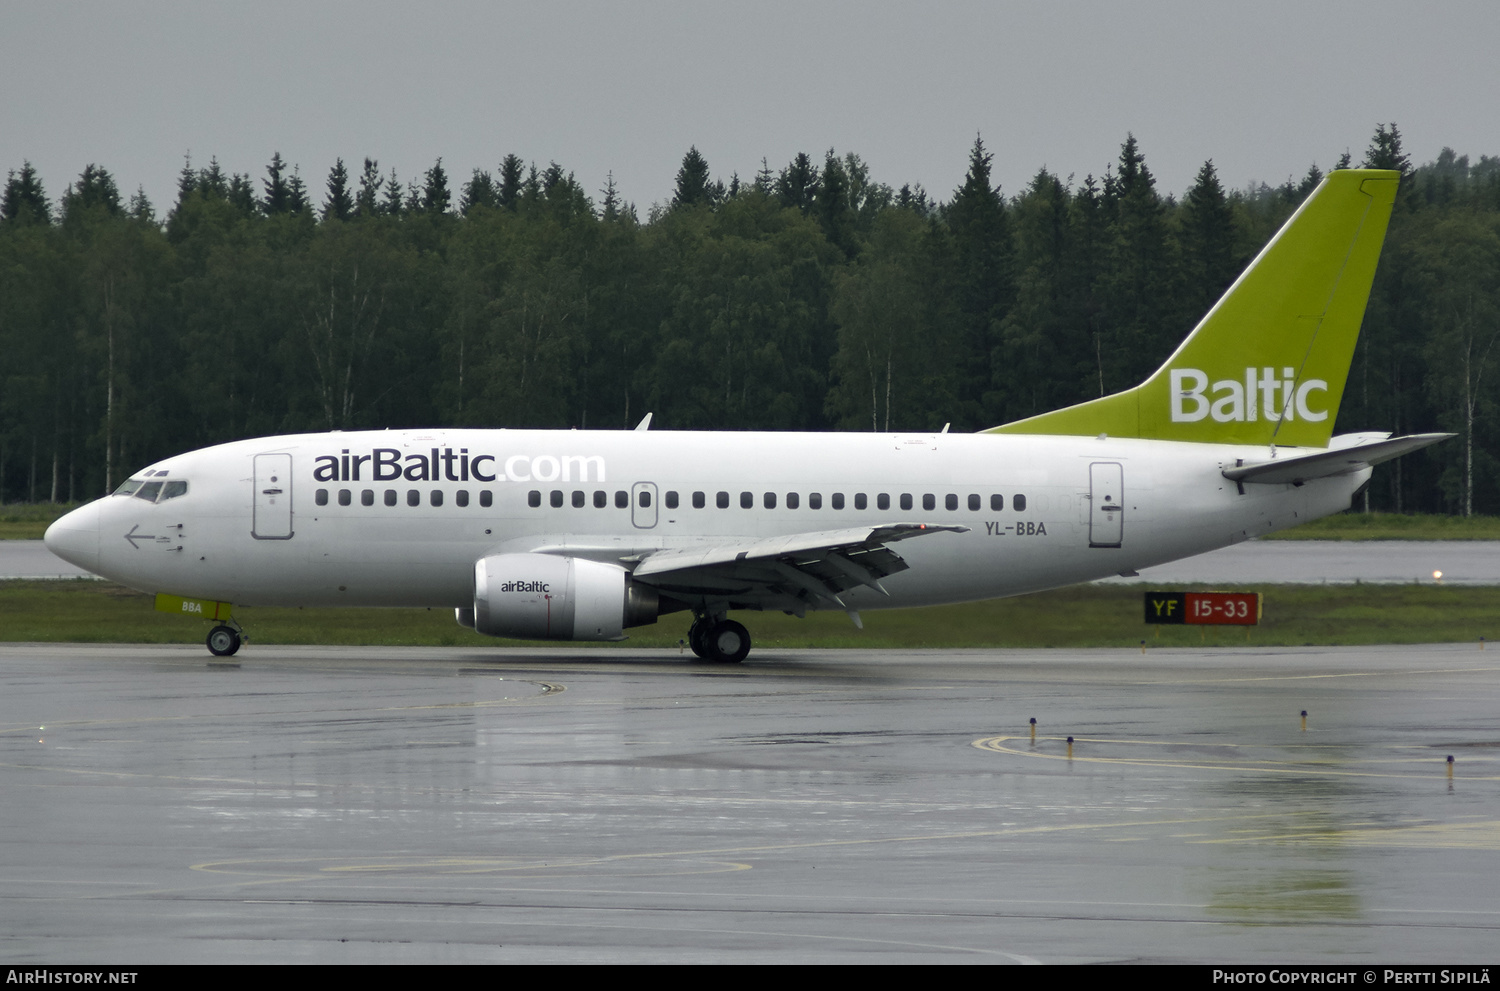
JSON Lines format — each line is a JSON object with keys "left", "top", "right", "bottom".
{"left": 630, "top": 523, "right": 967, "bottom": 615}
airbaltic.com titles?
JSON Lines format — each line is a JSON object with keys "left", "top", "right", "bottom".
{"left": 312, "top": 447, "right": 606, "bottom": 484}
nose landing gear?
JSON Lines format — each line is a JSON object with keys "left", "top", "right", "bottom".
{"left": 206, "top": 620, "right": 245, "bottom": 657}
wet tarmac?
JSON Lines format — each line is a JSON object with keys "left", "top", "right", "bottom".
{"left": 2, "top": 642, "right": 1498, "bottom": 963}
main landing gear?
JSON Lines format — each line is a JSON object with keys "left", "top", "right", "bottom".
{"left": 206, "top": 620, "right": 245, "bottom": 657}
{"left": 687, "top": 616, "right": 751, "bottom": 664}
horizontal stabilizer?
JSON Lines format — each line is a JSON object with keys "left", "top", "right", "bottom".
{"left": 1223, "top": 433, "right": 1453, "bottom": 485}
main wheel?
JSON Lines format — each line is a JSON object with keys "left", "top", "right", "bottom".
{"left": 688, "top": 619, "right": 712, "bottom": 660}
{"left": 707, "top": 619, "right": 750, "bottom": 664}
{"left": 207, "top": 625, "right": 241, "bottom": 657}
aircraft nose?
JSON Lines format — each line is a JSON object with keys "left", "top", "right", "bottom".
{"left": 44, "top": 501, "right": 102, "bottom": 574}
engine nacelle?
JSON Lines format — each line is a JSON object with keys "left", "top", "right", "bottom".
{"left": 472, "top": 553, "right": 658, "bottom": 641}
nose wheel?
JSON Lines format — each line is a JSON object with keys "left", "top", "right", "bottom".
{"left": 207, "top": 623, "right": 243, "bottom": 657}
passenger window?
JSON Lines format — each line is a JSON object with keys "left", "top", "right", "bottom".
{"left": 638, "top": 490, "right": 651, "bottom": 508}
{"left": 160, "top": 480, "right": 188, "bottom": 501}
{"left": 551, "top": 490, "right": 564, "bottom": 508}
{"left": 991, "top": 494, "right": 1004, "bottom": 511}
{"left": 899, "top": 494, "right": 912, "bottom": 511}
{"left": 740, "top": 492, "right": 753, "bottom": 509}
{"left": 338, "top": 489, "right": 352, "bottom": 506}
{"left": 1014, "top": 494, "right": 1026, "bottom": 512}
{"left": 385, "top": 489, "right": 397, "bottom": 507}
{"left": 480, "top": 490, "right": 493, "bottom": 508}
{"left": 572, "top": 490, "right": 585, "bottom": 508}
{"left": 407, "top": 489, "right": 420, "bottom": 507}
{"left": 786, "top": 492, "right": 799, "bottom": 509}
{"left": 615, "top": 490, "right": 628, "bottom": 509}
{"left": 315, "top": 488, "right": 329, "bottom": 506}
{"left": 853, "top": 493, "right": 865, "bottom": 510}
{"left": 763, "top": 492, "right": 776, "bottom": 509}
{"left": 430, "top": 489, "right": 443, "bottom": 507}
{"left": 363, "top": 489, "right": 375, "bottom": 507}
{"left": 809, "top": 492, "right": 822, "bottom": 510}
{"left": 528, "top": 490, "right": 541, "bottom": 508}
{"left": 922, "top": 494, "right": 934, "bottom": 511}
{"left": 693, "top": 491, "right": 706, "bottom": 509}
{"left": 968, "top": 494, "right": 980, "bottom": 511}
{"left": 717, "top": 491, "right": 730, "bottom": 509}
{"left": 666, "top": 491, "right": 679, "bottom": 509}
{"left": 594, "top": 490, "right": 607, "bottom": 508}
{"left": 455, "top": 490, "right": 468, "bottom": 507}
{"left": 877, "top": 494, "right": 890, "bottom": 511}
{"left": 946, "top": 494, "right": 959, "bottom": 511}
{"left": 135, "top": 481, "right": 163, "bottom": 502}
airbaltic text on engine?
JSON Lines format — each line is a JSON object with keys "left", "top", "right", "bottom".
{"left": 1170, "top": 368, "right": 1329, "bottom": 423}
{"left": 312, "top": 447, "right": 606, "bottom": 483}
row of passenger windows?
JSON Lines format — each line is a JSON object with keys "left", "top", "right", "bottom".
{"left": 315, "top": 487, "right": 1029, "bottom": 512}
{"left": 315, "top": 488, "right": 493, "bottom": 508}
{"left": 521, "top": 489, "right": 1027, "bottom": 512}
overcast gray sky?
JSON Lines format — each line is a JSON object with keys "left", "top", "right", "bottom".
{"left": 4, "top": 1, "right": 1496, "bottom": 214}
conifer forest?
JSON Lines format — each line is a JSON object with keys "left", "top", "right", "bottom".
{"left": 3, "top": 125, "right": 1498, "bottom": 513}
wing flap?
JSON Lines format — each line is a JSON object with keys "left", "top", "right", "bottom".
{"left": 631, "top": 522, "right": 967, "bottom": 611}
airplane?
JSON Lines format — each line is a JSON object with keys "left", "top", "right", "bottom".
{"left": 44, "top": 169, "right": 1449, "bottom": 662}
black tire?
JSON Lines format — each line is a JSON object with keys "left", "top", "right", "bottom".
{"left": 688, "top": 620, "right": 712, "bottom": 660}
{"left": 708, "top": 619, "right": 750, "bottom": 664}
{"left": 207, "top": 625, "right": 241, "bottom": 657}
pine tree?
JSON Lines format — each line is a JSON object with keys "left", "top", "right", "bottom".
{"left": 262, "top": 152, "right": 291, "bottom": 215}
{"left": 62, "top": 164, "right": 122, "bottom": 223}
{"left": 323, "top": 158, "right": 354, "bottom": 221}
{"left": 1181, "top": 160, "right": 1238, "bottom": 314}
{"left": 382, "top": 169, "right": 405, "bottom": 216}
{"left": 1, "top": 162, "right": 51, "bottom": 224}
{"left": 286, "top": 167, "right": 311, "bottom": 215}
{"left": 498, "top": 154, "right": 523, "bottom": 210}
{"left": 776, "top": 153, "right": 819, "bottom": 213}
{"left": 227, "top": 174, "right": 257, "bottom": 215}
{"left": 422, "top": 158, "right": 451, "bottom": 215}
{"left": 945, "top": 136, "right": 1014, "bottom": 425}
{"left": 460, "top": 169, "right": 498, "bottom": 214}
{"left": 672, "top": 146, "right": 712, "bottom": 208}
{"left": 1298, "top": 163, "right": 1324, "bottom": 197}
{"left": 600, "top": 172, "right": 621, "bottom": 221}
{"left": 1363, "top": 122, "right": 1412, "bottom": 177}
{"left": 354, "top": 158, "right": 382, "bottom": 217}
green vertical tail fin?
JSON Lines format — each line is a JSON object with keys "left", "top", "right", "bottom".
{"left": 987, "top": 169, "right": 1399, "bottom": 447}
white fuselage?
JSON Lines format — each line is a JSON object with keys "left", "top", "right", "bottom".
{"left": 46, "top": 428, "right": 1365, "bottom": 612}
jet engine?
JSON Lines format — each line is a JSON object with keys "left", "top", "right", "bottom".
{"left": 469, "top": 553, "right": 658, "bottom": 641}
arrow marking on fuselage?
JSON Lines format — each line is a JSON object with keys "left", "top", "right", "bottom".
{"left": 124, "top": 524, "right": 156, "bottom": 549}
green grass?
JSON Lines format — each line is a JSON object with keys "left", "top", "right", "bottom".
{"left": 4, "top": 579, "right": 1497, "bottom": 650}
{"left": 1263, "top": 512, "right": 1500, "bottom": 540}
{"left": 0, "top": 503, "right": 77, "bottom": 540}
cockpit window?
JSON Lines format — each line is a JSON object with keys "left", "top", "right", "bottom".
{"left": 120, "top": 478, "right": 189, "bottom": 503}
